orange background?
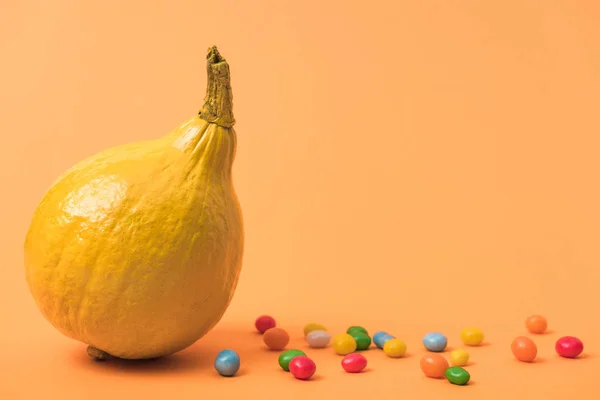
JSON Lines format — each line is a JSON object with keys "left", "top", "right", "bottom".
{"left": 1, "top": 0, "right": 599, "bottom": 399}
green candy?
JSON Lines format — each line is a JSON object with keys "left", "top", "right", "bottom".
{"left": 346, "top": 326, "right": 368, "bottom": 335}
{"left": 278, "top": 349, "right": 306, "bottom": 371}
{"left": 350, "top": 332, "right": 372, "bottom": 350}
{"left": 445, "top": 366, "right": 471, "bottom": 385}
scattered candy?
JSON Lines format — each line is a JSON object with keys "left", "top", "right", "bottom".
{"left": 445, "top": 366, "right": 471, "bottom": 385}
{"left": 526, "top": 315, "right": 548, "bottom": 334}
{"left": 333, "top": 333, "right": 357, "bottom": 355}
{"left": 423, "top": 332, "right": 447, "bottom": 352}
{"left": 289, "top": 356, "right": 317, "bottom": 380}
{"left": 304, "top": 322, "right": 327, "bottom": 337}
{"left": 555, "top": 336, "right": 584, "bottom": 358}
{"left": 278, "top": 349, "right": 306, "bottom": 371}
{"left": 306, "top": 330, "right": 331, "bottom": 348}
{"left": 420, "top": 353, "right": 449, "bottom": 378}
{"left": 350, "top": 331, "right": 372, "bottom": 351}
{"left": 460, "top": 328, "right": 484, "bottom": 346}
{"left": 383, "top": 338, "right": 407, "bottom": 358}
{"left": 263, "top": 327, "right": 290, "bottom": 351}
{"left": 341, "top": 353, "right": 368, "bottom": 373}
{"left": 255, "top": 315, "right": 276, "bottom": 334}
{"left": 347, "top": 326, "right": 368, "bottom": 335}
{"left": 511, "top": 336, "right": 537, "bottom": 362}
{"left": 373, "top": 331, "right": 395, "bottom": 349}
{"left": 449, "top": 349, "right": 470, "bottom": 366}
{"left": 214, "top": 349, "right": 240, "bottom": 377}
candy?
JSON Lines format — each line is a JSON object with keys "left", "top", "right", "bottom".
{"left": 214, "top": 349, "right": 240, "bottom": 377}
{"left": 350, "top": 331, "right": 372, "bottom": 351}
{"left": 526, "top": 315, "right": 548, "bottom": 334}
{"left": 511, "top": 336, "right": 537, "bottom": 362}
{"left": 347, "top": 326, "right": 368, "bottom": 335}
{"left": 341, "top": 353, "right": 368, "bottom": 373}
{"left": 445, "top": 366, "right": 471, "bottom": 385}
{"left": 303, "top": 322, "right": 327, "bottom": 337}
{"left": 555, "top": 336, "right": 584, "bottom": 358}
{"left": 332, "top": 333, "right": 357, "bottom": 355}
{"left": 460, "top": 328, "right": 484, "bottom": 346}
{"left": 306, "top": 330, "right": 331, "bottom": 348}
{"left": 449, "top": 349, "right": 469, "bottom": 366}
{"left": 420, "top": 354, "right": 449, "bottom": 378}
{"left": 263, "top": 327, "right": 290, "bottom": 351}
{"left": 255, "top": 315, "right": 276, "bottom": 334}
{"left": 423, "top": 332, "right": 447, "bottom": 352}
{"left": 289, "top": 356, "right": 316, "bottom": 380}
{"left": 383, "top": 338, "right": 407, "bottom": 358}
{"left": 373, "top": 331, "right": 395, "bottom": 349}
{"left": 278, "top": 349, "right": 306, "bottom": 371}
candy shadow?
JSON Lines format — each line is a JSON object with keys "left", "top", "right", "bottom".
{"left": 513, "top": 357, "right": 547, "bottom": 364}
{"left": 531, "top": 330, "right": 555, "bottom": 335}
{"left": 559, "top": 353, "right": 592, "bottom": 360}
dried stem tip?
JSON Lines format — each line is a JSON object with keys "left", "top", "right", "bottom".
{"left": 198, "top": 46, "right": 235, "bottom": 128}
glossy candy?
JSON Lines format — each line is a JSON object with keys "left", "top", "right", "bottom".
{"left": 373, "top": 331, "right": 395, "bottom": 349}
{"left": 450, "top": 349, "right": 470, "bottom": 366}
{"left": 341, "top": 353, "right": 368, "bottom": 373}
{"left": 214, "top": 349, "right": 241, "bottom": 377}
{"left": 333, "top": 333, "right": 357, "bottom": 355}
{"left": 303, "top": 322, "right": 327, "bottom": 337}
{"left": 420, "top": 354, "right": 449, "bottom": 378}
{"left": 423, "top": 332, "right": 447, "bottom": 352}
{"left": 511, "top": 336, "right": 537, "bottom": 362}
{"left": 263, "top": 327, "right": 290, "bottom": 351}
{"left": 255, "top": 315, "right": 276, "bottom": 334}
{"left": 383, "top": 338, "right": 407, "bottom": 358}
{"left": 347, "top": 326, "right": 368, "bottom": 335}
{"left": 289, "top": 356, "right": 316, "bottom": 380}
{"left": 306, "top": 330, "right": 331, "bottom": 348}
{"left": 445, "top": 366, "right": 471, "bottom": 385}
{"left": 555, "top": 336, "right": 584, "bottom": 358}
{"left": 526, "top": 315, "right": 548, "bottom": 334}
{"left": 278, "top": 349, "right": 306, "bottom": 371}
{"left": 460, "top": 328, "right": 484, "bottom": 346}
{"left": 350, "top": 332, "right": 372, "bottom": 351}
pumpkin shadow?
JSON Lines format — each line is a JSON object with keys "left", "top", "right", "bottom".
{"left": 69, "top": 325, "right": 254, "bottom": 376}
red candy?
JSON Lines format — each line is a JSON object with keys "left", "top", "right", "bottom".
{"left": 289, "top": 356, "right": 316, "bottom": 380}
{"left": 341, "top": 353, "right": 368, "bottom": 373}
{"left": 255, "top": 315, "right": 276, "bottom": 334}
{"left": 555, "top": 336, "right": 584, "bottom": 358}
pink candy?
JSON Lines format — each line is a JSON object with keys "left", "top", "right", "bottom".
{"left": 341, "top": 353, "right": 368, "bottom": 373}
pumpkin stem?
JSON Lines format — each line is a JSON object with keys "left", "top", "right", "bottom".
{"left": 199, "top": 46, "right": 235, "bottom": 128}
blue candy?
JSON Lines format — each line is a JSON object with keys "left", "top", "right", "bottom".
{"left": 373, "top": 331, "right": 395, "bottom": 349}
{"left": 214, "top": 349, "right": 241, "bottom": 377}
{"left": 423, "top": 332, "right": 447, "bottom": 352}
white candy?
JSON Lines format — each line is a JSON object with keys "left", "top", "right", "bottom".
{"left": 306, "top": 330, "right": 331, "bottom": 348}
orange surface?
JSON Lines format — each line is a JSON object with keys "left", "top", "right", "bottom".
{"left": 1, "top": 0, "right": 600, "bottom": 399}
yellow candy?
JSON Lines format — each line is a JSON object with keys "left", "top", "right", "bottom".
{"left": 332, "top": 333, "right": 357, "bottom": 355}
{"left": 383, "top": 338, "right": 407, "bottom": 358}
{"left": 303, "top": 322, "right": 327, "bottom": 337}
{"left": 450, "top": 349, "right": 470, "bottom": 366}
{"left": 460, "top": 327, "right": 484, "bottom": 346}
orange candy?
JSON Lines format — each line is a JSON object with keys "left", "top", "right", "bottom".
{"left": 263, "top": 327, "right": 290, "bottom": 351}
{"left": 420, "top": 354, "right": 449, "bottom": 378}
{"left": 511, "top": 336, "right": 537, "bottom": 362}
{"left": 525, "top": 315, "right": 547, "bottom": 334}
